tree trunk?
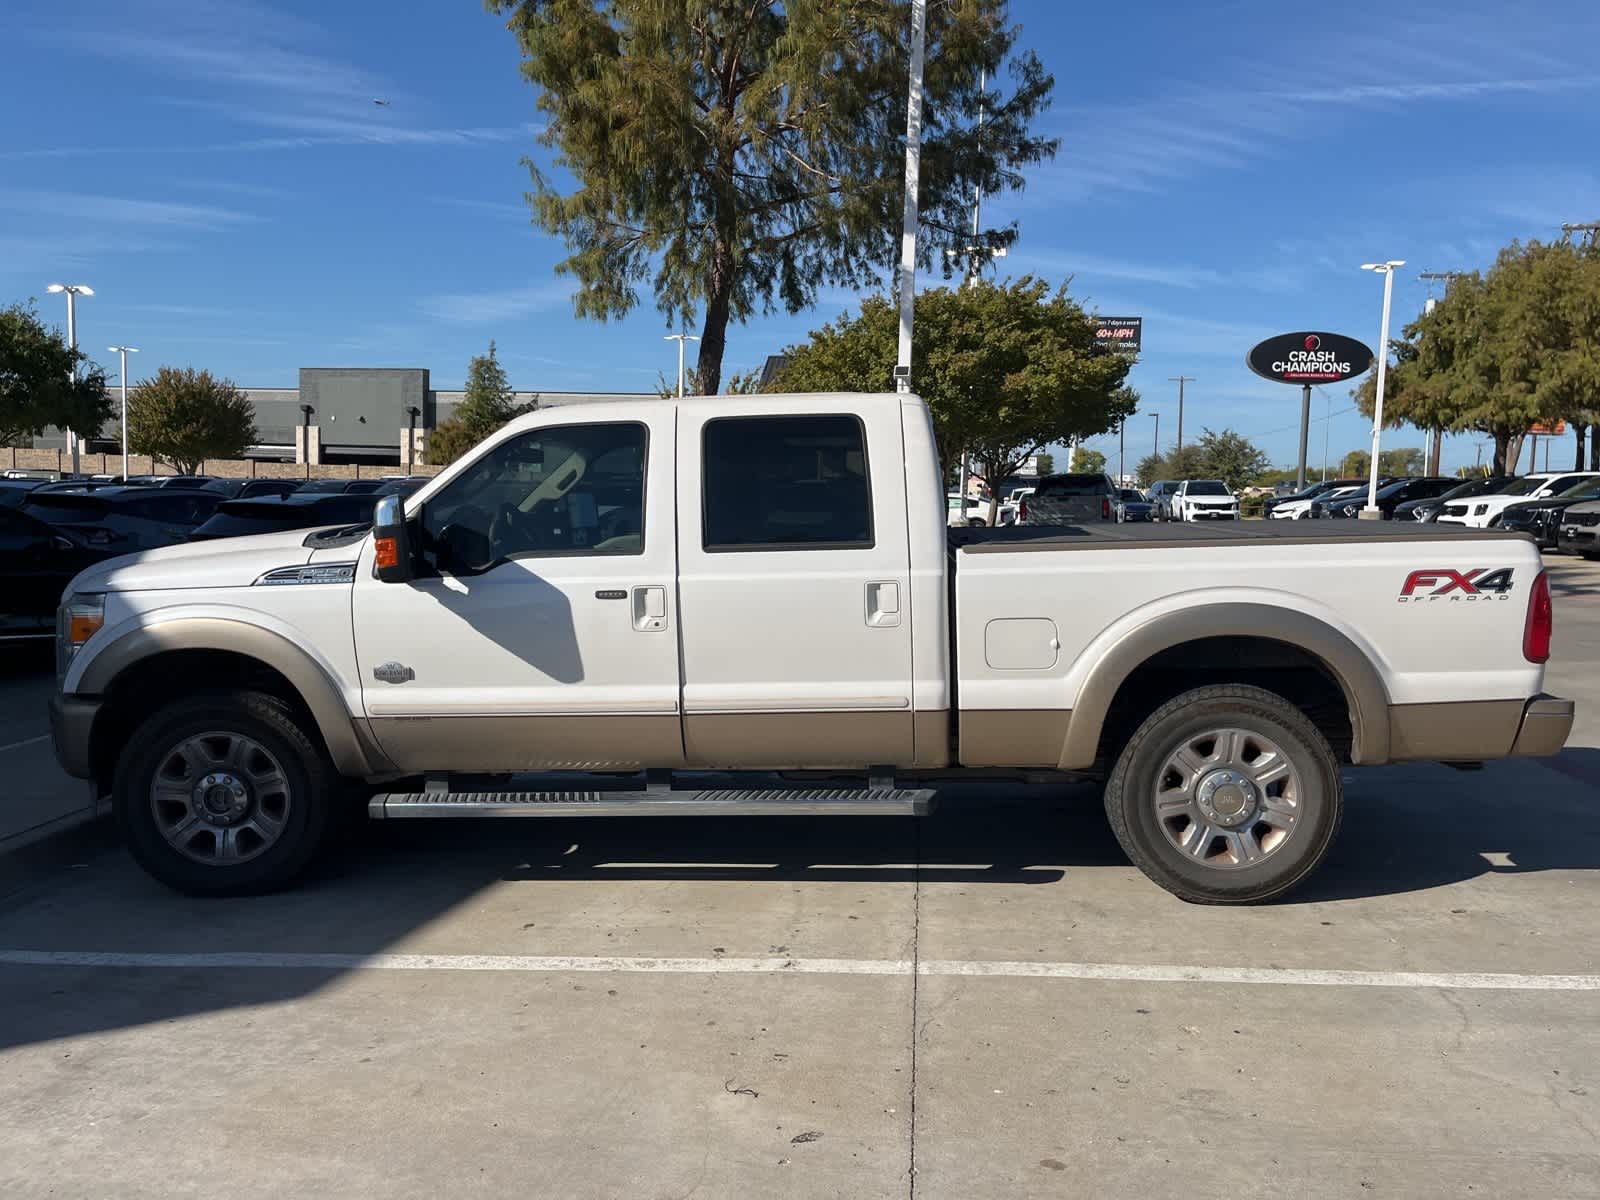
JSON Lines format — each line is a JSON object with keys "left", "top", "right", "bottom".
{"left": 694, "top": 239, "right": 736, "bottom": 397}
{"left": 1426, "top": 427, "right": 1442, "bottom": 475}
{"left": 1591, "top": 424, "right": 1600, "bottom": 471}
{"left": 1498, "top": 431, "right": 1526, "bottom": 476}
{"left": 1576, "top": 422, "right": 1589, "bottom": 471}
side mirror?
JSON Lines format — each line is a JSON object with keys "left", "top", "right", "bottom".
{"left": 372, "top": 494, "right": 414, "bottom": 583}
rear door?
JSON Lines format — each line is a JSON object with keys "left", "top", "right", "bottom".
{"left": 675, "top": 397, "right": 914, "bottom": 767}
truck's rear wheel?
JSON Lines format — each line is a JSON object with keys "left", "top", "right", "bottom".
{"left": 114, "top": 690, "right": 338, "bottom": 896}
{"left": 1104, "top": 684, "right": 1342, "bottom": 904}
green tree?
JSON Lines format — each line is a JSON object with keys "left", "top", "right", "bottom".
{"left": 1378, "top": 447, "right": 1423, "bottom": 476}
{"left": 127, "top": 367, "right": 256, "bottom": 474}
{"left": 773, "top": 277, "right": 1135, "bottom": 522}
{"left": 1135, "top": 445, "right": 1205, "bottom": 487}
{"left": 427, "top": 341, "right": 533, "bottom": 465}
{"left": 1340, "top": 449, "right": 1370, "bottom": 477}
{"left": 0, "top": 301, "right": 112, "bottom": 447}
{"left": 1190, "top": 427, "right": 1270, "bottom": 491}
{"left": 489, "top": 0, "right": 1057, "bottom": 396}
{"left": 1070, "top": 446, "right": 1106, "bottom": 474}
{"left": 1034, "top": 451, "right": 1054, "bottom": 475}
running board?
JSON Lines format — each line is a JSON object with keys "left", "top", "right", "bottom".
{"left": 368, "top": 787, "right": 934, "bottom": 820}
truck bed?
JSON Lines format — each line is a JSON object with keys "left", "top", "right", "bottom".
{"left": 949, "top": 520, "right": 1527, "bottom": 553}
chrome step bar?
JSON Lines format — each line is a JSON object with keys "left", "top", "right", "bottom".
{"left": 369, "top": 787, "right": 934, "bottom": 819}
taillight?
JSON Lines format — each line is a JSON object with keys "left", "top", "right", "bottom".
{"left": 1524, "top": 569, "right": 1552, "bottom": 663}
{"left": 1102, "top": 496, "right": 1111, "bottom": 519}
{"left": 1018, "top": 498, "right": 1028, "bottom": 524}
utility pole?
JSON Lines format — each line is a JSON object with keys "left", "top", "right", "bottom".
{"left": 107, "top": 345, "right": 140, "bottom": 481}
{"left": 1418, "top": 270, "right": 1464, "bottom": 474}
{"left": 893, "top": 0, "right": 928, "bottom": 395}
{"left": 1360, "top": 260, "right": 1405, "bottom": 516}
{"left": 1118, "top": 418, "right": 1125, "bottom": 486}
{"left": 1166, "top": 377, "right": 1193, "bottom": 455}
{"left": 664, "top": 330, "right": 700, "bottom": 398}
{"left": 1561, "top": 221, "right": 1600, "bottom": 247}
{"left": 1151, "top": 412, "right": 1160, "bottom": 463}
{"left": 47, "top": 283, "right": 93, "bottom": 476}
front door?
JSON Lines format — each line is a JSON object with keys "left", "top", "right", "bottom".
{"left": 674, "top": 399, "right": 915, "bottom": 767}
{"left": 352, "top": 409, "right": 682, "bottom": 772}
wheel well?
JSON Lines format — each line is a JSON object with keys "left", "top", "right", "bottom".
{"left": 89, "top": 649, "right": 323, "bottom": 791}
{"left": 1094, "top": 636, "right": 1354, "bottom": 766}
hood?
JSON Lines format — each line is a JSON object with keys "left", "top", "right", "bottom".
{"left": 67, "top": 528, "right": 318, "bottom": 595}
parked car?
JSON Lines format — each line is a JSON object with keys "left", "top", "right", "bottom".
{"left": 1169, "top": 479, "right": 1239, "bottom": 521}
{"left": 1393, "top": 475, "right": 1516, "bottom": 523}
{"left": 295, "top": 478, "right": 388, "bottom": 495}
{"left": 124, "top": 474, "right": 223, "bottom": 489}
{"left": 1116, "top": 487, "right": 1154, "bottom": 522}
{"left": 197, "top": 478, "right": 303, "bottom": 500}
{"left": 1144, "top": 480, "right": 1180, "bottom": 519}
{"left": 1494, "top": 478, "right": 1600, "bottom": 548}
{"left": 0, "top": 509, "right": 111, "bottom": 640}
{"left": 1437, "top": 471, "right": 1600, "bottom": 529}
{"left": 22, "top": 486, "right": 223, "bottom": 552}
{"left": 0, "top": 480, "right": 43, "bottom": 510}
{"left": 188, "top": 491, "right": 384, "bottom": 541}
{"left": 1015, "top": 473, "right": 1116, "bottom": 525}
{"left": 51, "top": 390, "right": 1570, "bottom": 904}
{"left": 1318, "top": 476, "right": 1458, "bottom": 520}
{"left": 946, "top": 492, "right": 987, "bottom": 528}
{"left": 1556, "top": 500, "right": 1600, "bottom": 557}
{"left": 1268, "top": 478, "right": 1369, "bottom": 520}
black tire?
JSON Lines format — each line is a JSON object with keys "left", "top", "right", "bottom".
{"left": 113, "top": 690, "right": 340, "bottom": 896}
{"left": 1103, "top": 684, "right": 1343, "bottom": 904}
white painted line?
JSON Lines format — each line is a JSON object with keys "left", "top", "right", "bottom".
{"left": 1, "top": 950, "right": 1597, "bottom": 991}
{"left": 0, "top": 734, "right": 49, "bottom": 754}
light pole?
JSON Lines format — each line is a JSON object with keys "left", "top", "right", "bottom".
{"left": 663, "top": 330, "right": 700, "bottom": 398}
{"left": 1152, "top": 412, "right": 1160, "bottom": 462}
{"left": 107, "top": 345, "right": 140, "bottom": 481}
{"left": 894, "top": 0, "right": 928, "bottom": 394}
{"left": 405, "top": 405, "right": 421, "bottom": 474}
{"left": 47, "top": 283, "right": 93, "bottom": 476}
{"left": 1359, "top": 260, "right": 1406, "bottom": 517}
{"left": 1167, "top": 376, "right": 1193, "bottom": 455}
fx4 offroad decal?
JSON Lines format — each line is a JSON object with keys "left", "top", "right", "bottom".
{"left": 1398, "top": 568, "right": 1515, "bottom": 602}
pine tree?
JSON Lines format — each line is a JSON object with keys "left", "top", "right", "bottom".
{"left": 427, "top": 341, "right": 533, "bottom": 465}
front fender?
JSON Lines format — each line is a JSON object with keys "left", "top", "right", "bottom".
{"left": 70, "top": 605, "right": 382, "bottom": 777}
{"left": 1057, "top": 592, "right": 1394, "bottom": 769}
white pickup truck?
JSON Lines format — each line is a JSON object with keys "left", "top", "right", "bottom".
{"left": 50, "top": 392, "right": 1572, "bottom": 904}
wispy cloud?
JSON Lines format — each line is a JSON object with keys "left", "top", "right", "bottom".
{"left": 1274, "top": 76, "right": 1599, "bottom": 106}
{"left": 428, "top": 196, "right": 536, "bottom": 221}
{"left": 0, "top": 189, "right": 256, "bottom": 231}
{"left": 418, "top": 282, "right": 576, "bottom": 324}
{"left": 0, "top": 124, "right": 535, "bottom": 161}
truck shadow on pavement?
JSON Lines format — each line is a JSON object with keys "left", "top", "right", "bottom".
{"left": 1, "top": 758, "right": 1597, "bottom": 1052}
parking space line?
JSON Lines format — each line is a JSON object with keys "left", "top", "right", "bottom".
{"left": 0, "top": 735, "right": 48, "bottom": 754}
{"left": 1, "top": 950, "right": 1597, "bottom": 991}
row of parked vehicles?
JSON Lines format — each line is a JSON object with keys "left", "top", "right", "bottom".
{"left": 0, "top": 472, "right": 429, "bottom": 641}
{"left": 947, "top": 475, "right": 1229, "bottom": 528}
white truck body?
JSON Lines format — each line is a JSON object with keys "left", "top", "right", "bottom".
{"left": 50, "top": 393, "right": 1572, "bottom": 902}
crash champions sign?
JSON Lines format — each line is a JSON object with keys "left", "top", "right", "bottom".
{"left": 1247, "top": 332, "right": 1374, "bottom": 385}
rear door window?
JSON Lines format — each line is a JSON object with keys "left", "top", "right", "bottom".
{"left": 701, "top": 414, "right": 872, "bottom": 550}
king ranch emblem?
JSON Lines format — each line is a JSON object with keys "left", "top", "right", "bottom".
{"left": 1398, "top": 568, "right": 1515, "bottom": 602}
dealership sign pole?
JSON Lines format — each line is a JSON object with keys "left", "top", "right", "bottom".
{"left": 1246, "top": 332, "right": 1375, "bottom": 491}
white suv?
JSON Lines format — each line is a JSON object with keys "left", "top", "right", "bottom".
{"left": 1170, "top": 479, "right": 1239, "bottom": 521}
{"left": 1436, "top": 471, "right": 1600, "bottom": 529}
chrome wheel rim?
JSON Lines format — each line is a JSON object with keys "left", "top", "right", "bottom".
{"left": 1154, "top": 727, "right": 1301, "bottom": 870}
{"left": 149, "top": 732, "right": 292, "bottom": 865}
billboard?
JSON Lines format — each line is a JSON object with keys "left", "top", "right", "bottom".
{"left": 1093, "top": 317, "right": 1142, "bottom": 353}
{"left": 1246, "top": 332, "right": 1373, "bottom": 385}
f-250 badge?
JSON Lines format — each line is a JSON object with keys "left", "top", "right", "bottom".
{"left": 373, "top": 661, "right": 415, "bottom": 683}
{"left": 1398, "top": 568, "right": 1514, "bottom": 602}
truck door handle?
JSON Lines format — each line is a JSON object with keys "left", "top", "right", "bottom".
{"left": 631, "top": 585, "right": 668, "bottom": 632}
{"left": 865, "top": 581, "right": 900, "bottom": 628}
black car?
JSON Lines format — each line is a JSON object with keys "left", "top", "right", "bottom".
{"left": 124, "top": 474, "right": 223, "bottom": 489}
{"left": 0, "top": 509, "right": 108, "bottom": 640}
{"left": 187, "top": 491, "right": 383, "bottom": 541}
{"left": 22, "top": 486, "right": 223, "bottom": 552}
{"left": 294, "top": 478, "right": 388, "bottom": 495}
{"left": 1116, "top": 487, "right": 1154, "bottom": 522}
{"left": 0, "top": 480, "right": 42, "bottom": 510}
{"left": 1392, "top": 475, "right": 1517, "bottom": 523}
{"left": 1494, "top": 479, "right": 1600, "bottom": 548}
{"left": 198, "top": 478, "right": 302, "bottom": 500}
{"left": 1264, "top": 477, "right": 1366, "bottom": 518}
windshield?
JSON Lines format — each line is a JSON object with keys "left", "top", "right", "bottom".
{"left": 1187, "top": 481, "right": 1229, "bottom": 496}
{"left": 1439, "top": 477, "right": 1508, "bottom": 501}
{"left": 1558, "top": 480, "right": 1600, "bottom": 500}
{"left": 1497, "top": 477, "right": 1545, "bottom": 497}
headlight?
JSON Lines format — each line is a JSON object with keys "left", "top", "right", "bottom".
{"left": 56, "top": 593, "right": 105, "bottom": 680}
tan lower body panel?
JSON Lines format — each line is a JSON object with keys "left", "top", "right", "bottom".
{"left": 366, "top": 714, "right": 685, "bottom": 773}
{"left": 958, "top": 709, "right": 1071, "bottom": 768}
{"left": 1386, "top": 700, "right": 1524, "bottom": 762}
{"left": 913, "top": 709, "right": 952, "bottom": 768}
{"left": 682, "top": 711, "right": 912, "bottom": 769}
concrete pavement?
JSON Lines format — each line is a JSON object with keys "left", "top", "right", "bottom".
{"left": 0, "top": 557, "right": 1596, "bottom": 1197}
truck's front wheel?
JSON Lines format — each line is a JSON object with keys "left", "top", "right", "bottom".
{"left": 114, "top": 691, "right": 339, "bottom": 896}
{"left": 1104, "top": 684, "right": 1343, "bottom": 904}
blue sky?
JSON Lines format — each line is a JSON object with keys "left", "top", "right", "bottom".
{"left": 4, "top": 0, "right": 1598, "bottom": 474}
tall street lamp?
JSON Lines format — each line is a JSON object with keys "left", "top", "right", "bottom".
{"left": 893, "top": 0, "right": 928, "bottom": 394}
{"left": 663, "top": 330, "right": 700, "bottom": 398}
{"left": 1359, "top": 260, "right": 1406, "bottom": 517}
{"left": 47, "top": 283, "right": 93, "bottom": 476}
{"left": 107, "top": 345, "right": 140, "bottom": 481}
{"left": 1151, "top": 412, "right": 1160, "bottom": 462}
